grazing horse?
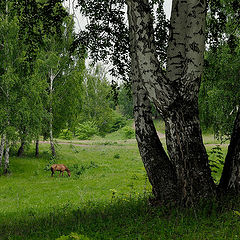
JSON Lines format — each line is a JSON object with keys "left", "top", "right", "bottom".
{"left": 51, "top": 164, "right": 71, "bottom": 177}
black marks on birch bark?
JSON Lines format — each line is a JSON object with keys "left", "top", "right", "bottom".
{"left": 189, "top": 42, "right": 200, "bottom": 53}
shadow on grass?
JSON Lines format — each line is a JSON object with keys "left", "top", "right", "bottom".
{"left": 1, "top": 196, "right": 240, "bottom": 240}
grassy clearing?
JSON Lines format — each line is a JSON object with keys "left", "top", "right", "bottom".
{"left": 0, "top": 131, "right": 239, "bottom": 239}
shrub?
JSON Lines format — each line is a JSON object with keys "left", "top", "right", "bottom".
{"left": 59, "top": 129, "right": 73, "bottom": 140}
{"left": 75, "top": 121, "right": 99, "bottom": 140}
{"left": 56, "top": 232, "right": 90, "bottom": 240}
{"left": 114, "top": 153, "right": 120, "bottom": 159}
{"left": 71, "top": 162, "right": 98, "bottom": 178}
{"left": 109, "top": 111, "right": 127, "bottom": 132}
{"left": 121, "top": 126, "right": 135, "bottom": 139}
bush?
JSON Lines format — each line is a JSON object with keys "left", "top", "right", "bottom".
{"left": 75, "top": 121, "right": 99, "bottom": 140}
{"left": 121, "top": 126, "right": 135, "bottom": 139}
{"left": 59, "top": 129, "right": 73, "bottom": 140}
{"left": 71, "top": 162, "right": 98, "bottom": 178}
{"left": 56, "top": 232, "right": 90, "bottom": 240}
{"left": 109, "top": 111, "right": 127, "bottom": 133}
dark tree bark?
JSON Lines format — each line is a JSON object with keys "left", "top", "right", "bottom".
{"left": 133, "top": 83, "right": 178, "bottom": 203}
{"left": 218, "top": 108, "right": 240, "bottom": 195}
{"left": 35, "top": 139, "right": 39, "bottom": 157}
{"left": 17, "top": 140, "right": 25, "bottom": 157}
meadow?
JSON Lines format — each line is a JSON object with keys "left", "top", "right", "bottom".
{"left": 0, "top": 124, "right": 240, "bottom": 240}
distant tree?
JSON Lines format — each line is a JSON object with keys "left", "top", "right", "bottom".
{"left": 79, "top": 64, "right": 118, "bottom": 135}
{"left": 35, "top": 15, "right": 84, "bottom": 157}
{"left": 118, "top": 84, "right": 134, "bottom": 119}
{"left": 199, "top": 0, "right": 240, "bottom": 138}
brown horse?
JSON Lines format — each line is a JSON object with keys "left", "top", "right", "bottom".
{"left": 51, "top": 164, "right": 71, "bottom": 177}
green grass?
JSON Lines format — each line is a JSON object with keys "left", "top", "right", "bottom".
{"left": 0, "top": 136, "right": 240, "bottom": 239}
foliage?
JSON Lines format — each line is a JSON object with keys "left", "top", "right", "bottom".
{"left": 76, "top": 0, "right": 168, "bottom": 82}
{"left": 108, "top": 110, "right": 127, "bottom": 132}
{"left": 56, "top": 233, "right": 90, "bottom": 240}
{"left": 59, "top": 129, "right": 74, "bottom": 140}
{"left": 118, "top": 84, "right": 134, "bottom": 118}
{"left": 0, "top": 2, "right": 46, "bottom": 143}
{"left": 75, "top": 121, "right": 99, "bottom": 140}
{"left": 199, "top": 0, "right": 240, "bottom": 137}
{"left": 44, "top": 157, "right": 57, "bottom": 171}
{"left": 79, "top": 64, "right": 125, "bottom": 135}
{"left": 207, "top": 145, "right": 224, "bottom": 183}
{"left": 71, "top": 161, "right": 98, "bottom": 178}
{"left": 200, "top": 42, "right": 240, "bottom": 137}
{"left": 121, "top": 126, "right": 135, "bottom": 139}
{"left": 77, "top": 0, "right": 129, "bottom": 82}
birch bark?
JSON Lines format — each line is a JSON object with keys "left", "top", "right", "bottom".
{"left": 4, "top": 137, "right": 10, "bottom": 174}
{"left": 49, "top": 69, "right": 56, "bottom": 157}
{"left": 128, "top": 8, "right": 178, "bottom": 201}
{"left": 0, "top": 134, "right": 5, "bottom": 168}
{"left": 127, "top": 0, "right": 215, "bottom": 204}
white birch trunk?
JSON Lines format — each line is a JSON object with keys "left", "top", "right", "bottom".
{"left": 49, "top": 69, "right": 56, "bottom": 157}
{"left": 127, "top": 1, "right": 178, "bottom": 203}
{"left": 4, "top": 137, "right": 10, "bottom": 174}
{"left": 0, "top": 134, "right": 5, "bottom": 168}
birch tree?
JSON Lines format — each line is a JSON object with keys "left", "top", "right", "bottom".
{"left": 77, "top": 0, "right": 240, "bottom": 205}
{"left": 36, "top": 16, "right": 84, "bottom": 157}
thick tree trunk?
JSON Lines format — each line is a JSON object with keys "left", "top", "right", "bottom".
{"left": 133, "top": 82, "right": 178, "bottom": 203}
{"left": 164, "top": 101, "right": 215, "bottom": 205}
{"left": 4, "top": 137, "right": 10, "bottom": 174}
{"left": 35, "top": 139, "right": 39, "bottom": 157}
{"left": 128, "top": 4, "right": 178, "bottom": 202}
{"left": 0, "top": 134, "right": 5, "bottom": 168}
{"left": 218, "top": 109, "right": 240, "bottom": 195}
{"left": 127, "top": 0, "right": 215, "bottom": 205}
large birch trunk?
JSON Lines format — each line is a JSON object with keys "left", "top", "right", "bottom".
{"left": 128, "top": 3, "right": 178, "bottom": 202}
{"left": 127, "top": 0, "right": 215, "bottom": 205}
{"left": 132, "top": 81, "right": 178, "bottom": 202}
{"left": 218, "top": 109, "right": 240, "bottom": 195}
{"left": 164, "top": 101, "right": 215, "bottom": 205}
